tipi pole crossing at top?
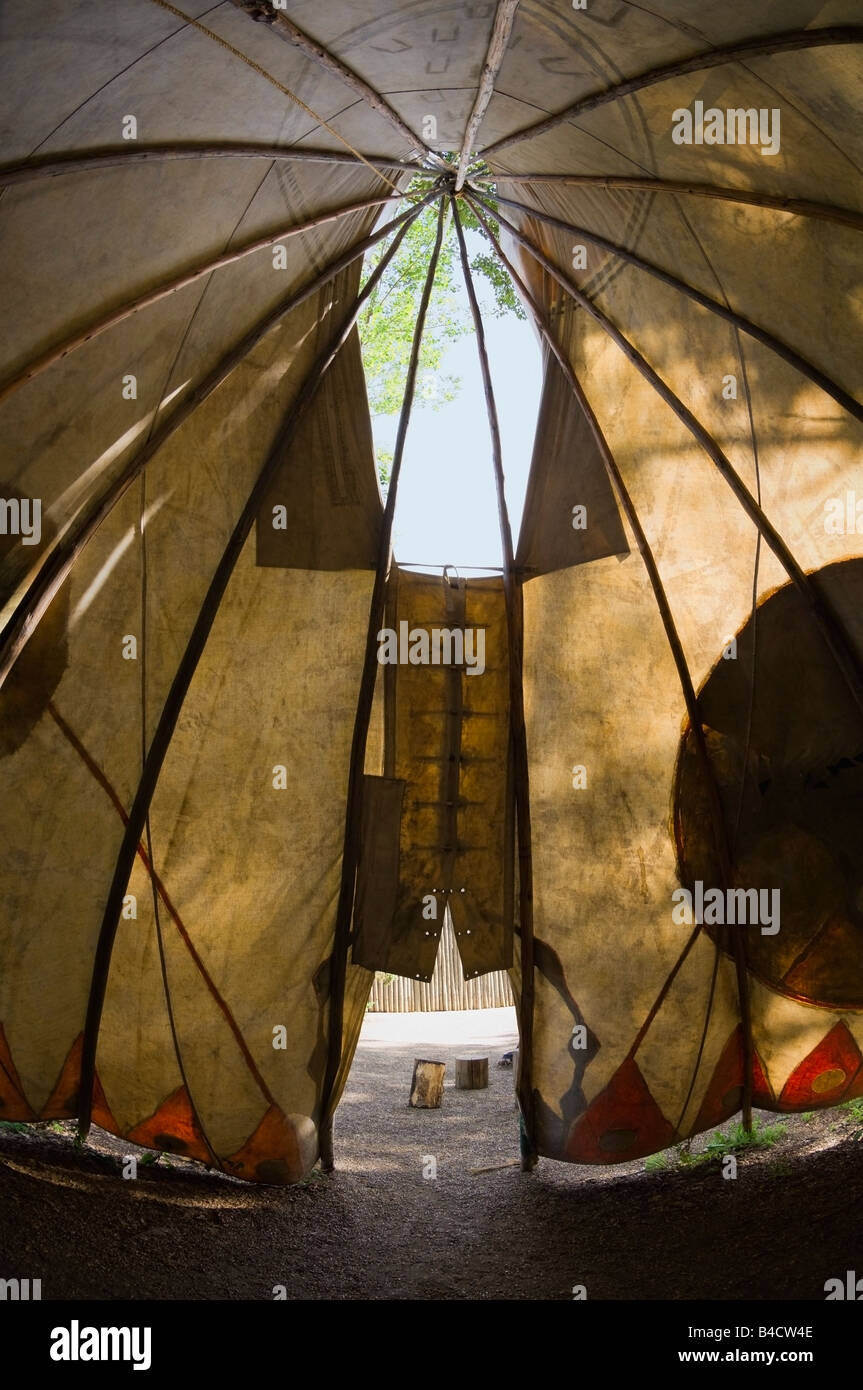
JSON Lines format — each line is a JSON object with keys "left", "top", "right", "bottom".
{"left": 454, "top": 0, "right": 520, "bottom": 192}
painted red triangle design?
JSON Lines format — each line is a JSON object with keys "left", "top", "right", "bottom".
{"left": 225, "top": 1106, "right": 311, "bottom": 1184}
{"left": 126, "top": 1086, "right": 212, "bottom": 1162}
{"left": 693, "top": 1024, "right": 772, "bottom": 1131}
{"left": 779, "top": 1021, "right": 862, "bottom": 1108}
{"left": 564, "top": 1057, "right": 676, "bottom": 1164}
{"left": 0, "top": 1023, "right": 36, "bottom": 1121}
{"left": 39, "top": 1033, "right": 118, "bottom": 1131}
{"left": 40, "top": 1034, "right": 85, "bottom": 1119}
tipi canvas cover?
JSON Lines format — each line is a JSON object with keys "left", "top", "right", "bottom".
{"left": 0, "top": 0, "right": 861, "bottom": 1182}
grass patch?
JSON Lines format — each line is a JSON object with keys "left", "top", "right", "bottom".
{"left": 690, "top": 1119, "right": 788, "bottom": 1165}
{"left": 644, "top": 1150, "right": 676, "bottom": 1172}
{"left": 644, "top": 1119, "right": 788, "bottom": 1173}
{"left": 839, "top": 1096, "right": 863, "bottom": 1140}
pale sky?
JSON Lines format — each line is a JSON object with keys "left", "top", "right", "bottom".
{"left": 370, "top": 230, "right": 544, "bottom": 575}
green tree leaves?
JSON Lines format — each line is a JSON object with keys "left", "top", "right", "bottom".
{"left": 358, "top": 181, "right": 524, "bottom": 425}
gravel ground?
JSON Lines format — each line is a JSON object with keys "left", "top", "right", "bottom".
{"left": 1, "top": 1007, "right": 861, "bottom": 1301}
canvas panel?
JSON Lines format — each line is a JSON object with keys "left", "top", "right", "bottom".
{"left": 0, "top": 253, "right": 378, "bottom": 1177}
{"left": 0, "top": 160, "right": 392, "bottom": 604}
{"left": 0, "top": 0, "right": 399, "bottom": 624}
{"left": 0, "top": 1, "right": 396, "bottom": 1177}
{"left": 517, "top": 199, "right": 862, "bottom": 1168}
{"left": 516, "top": 345, "right": 629, "bottom": 575}
{"left": 479, "top": 10, "right": 863, "bottom": 1161}
{"left": 95, "top": 557, "right": 376, "bottom": 1175}
{"left": 256, "top": 327, "right": 383, "bottom": 570}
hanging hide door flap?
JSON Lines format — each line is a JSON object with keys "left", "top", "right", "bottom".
{"left": 351, "top": 567, "right": 514, "bottom": 981}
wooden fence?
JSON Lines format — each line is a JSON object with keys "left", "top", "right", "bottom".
{"left": 366, "top": 911, "right": 514, "bottom": 1012}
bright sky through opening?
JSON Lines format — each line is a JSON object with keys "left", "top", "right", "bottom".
{"left": 368, "top": 226, "right": 543, "bottom": 574}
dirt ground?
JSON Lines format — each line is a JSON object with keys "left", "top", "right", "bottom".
{"left": 1, "top": 1006, "right": 861, "bottom": 1301}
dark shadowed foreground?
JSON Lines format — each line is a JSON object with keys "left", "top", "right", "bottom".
{"left": 0, "top": 1009, "right": 859, "bottom": 1301}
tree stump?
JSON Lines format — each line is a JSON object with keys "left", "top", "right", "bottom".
{"left": 455, "top": 1055, "right": 488, "bottom": 1090}
{"left": 409, "top": 1059, "right": 445, "bottom": 1108}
